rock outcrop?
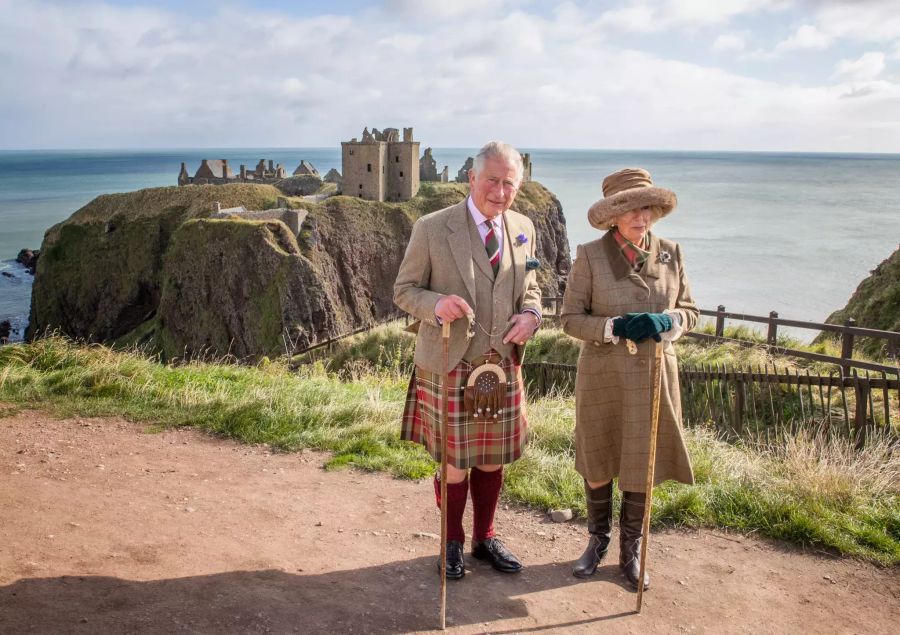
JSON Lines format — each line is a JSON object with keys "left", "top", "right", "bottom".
{"left": 816, "top": 245, "right": 900, "bottom": 360}
{"left": 16, "top": 249, "right": 39, "bottom": 274}
{"left": 28, "top": 181, "right": 571, "bottom": 361}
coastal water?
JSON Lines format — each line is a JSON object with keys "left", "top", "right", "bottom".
{"left": 2, "top": 148, "right": 898, "bottom": 343}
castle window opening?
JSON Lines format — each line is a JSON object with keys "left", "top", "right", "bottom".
{"left": 359, "top": 184, "right": 363, "bottom": 189}
{"left": 349, "top": 149, "right": 354, "bottom": 155}
{"left": 367, "top": 163, "right": 372, "bottom": 172}
{"left": 395, "top": 156, "right": 399, "bottom": 162}
{"left": 400, "top": 172, "right": 404, "bottom": 177}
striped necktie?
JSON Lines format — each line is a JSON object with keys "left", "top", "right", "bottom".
{"left": 484, "top": 219, "right": 500, "bottom": 276}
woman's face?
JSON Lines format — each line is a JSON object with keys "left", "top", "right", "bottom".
{"left": 615, "top": 206, "right": 653, "bottom": 244}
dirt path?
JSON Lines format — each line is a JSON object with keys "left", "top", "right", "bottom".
{"left": 1, "top": 409, "right": 897, "bottom": 634}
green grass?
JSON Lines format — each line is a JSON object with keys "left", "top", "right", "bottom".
{"left": 2, "top": 335, "right": 898, "bottom": 565}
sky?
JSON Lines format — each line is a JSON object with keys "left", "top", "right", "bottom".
{"left": 1, "top": 0, "right": 899, "bottom": 151}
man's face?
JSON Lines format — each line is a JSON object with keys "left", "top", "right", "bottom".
{"left": 468, "top": 156, "right": 520, "bottom": 219}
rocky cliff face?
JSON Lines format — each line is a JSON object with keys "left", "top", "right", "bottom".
{"left": 28, "top": 181, "right": 571, "bottom": 360}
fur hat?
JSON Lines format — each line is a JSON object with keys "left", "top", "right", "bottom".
{"left": 587, "top": 167, "right": 677, "bottom": 230}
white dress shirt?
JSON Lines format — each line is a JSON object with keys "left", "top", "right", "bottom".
{"left": 467, "top": 196, "right": 504, "bottom": 262}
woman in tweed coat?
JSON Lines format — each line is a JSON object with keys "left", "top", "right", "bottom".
{"left": 560, "top": 167, "right": 698, "bottom": 591}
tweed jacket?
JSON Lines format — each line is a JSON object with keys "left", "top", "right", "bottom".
{"left": 560, "top": 230, "right": 698, "bottom": 492}
{"left": 394, "top": 199, "right": 542, "bottom": 374}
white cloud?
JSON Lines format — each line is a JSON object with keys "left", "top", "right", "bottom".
{"left": 381, "top": 0, "right": 516, "bottom": 21}
{"left": 0, "top": 0, "right": 899, "bottom": 152}
{"left": 774, "top": 24, "right": 832, "bottom": 53}
{"left": 812, "top": 2, "right": 900, "bottom": 43}
{"left": 597, "top": 0, "right": 788, "bottom": 32}
{"left": 712, "top": 33, "right": 746, "bottom": 53}
{"left": 658, "top": 0, "right": 790, "bottom": 27}
{"left": 832, "top": 52, "right": 886, "bottom": 81}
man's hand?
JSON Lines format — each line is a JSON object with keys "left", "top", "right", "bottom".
{"left": 503, "top": 312, "right": 539, "bottom": 346}
{"left": 435, "top": 295, "right": 474, "bottom": 323}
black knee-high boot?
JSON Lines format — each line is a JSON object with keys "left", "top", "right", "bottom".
{"left": 572, "top": 480, "right": 613, "bottom": 578}
{"left": 619, "top": 491, "right": 650, "bottom": 590}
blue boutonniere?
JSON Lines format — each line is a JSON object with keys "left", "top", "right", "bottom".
{"left": 525, "top": 256, "right": 540, "bottom": 271}
{"left": 515, "top": 233, "right": 528, "bottom": 247}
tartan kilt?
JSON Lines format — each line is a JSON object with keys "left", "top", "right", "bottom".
{"left": 401, "top": 351, "right": 527, "bottom": 469}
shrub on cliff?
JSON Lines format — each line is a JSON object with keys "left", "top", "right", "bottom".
{"left": 816, "top": 247, "right": 900, "bottom": 360}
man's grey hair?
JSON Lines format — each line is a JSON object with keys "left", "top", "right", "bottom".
{"left": 472, "top": 140, "right": 524, "bottom": 186}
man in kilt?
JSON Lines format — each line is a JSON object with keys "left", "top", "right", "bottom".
{"left": 394, "top": 141, "right": 542, "bottom": 579}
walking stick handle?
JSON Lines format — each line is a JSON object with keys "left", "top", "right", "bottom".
{"left": 637, "top": 342, "right": 664, "bottom": 613}
{"left": 439, "top": 320, "right": 451, "bottom": 629}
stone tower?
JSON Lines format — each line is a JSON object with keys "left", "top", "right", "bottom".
{"left": 341, "top": 126, "right": 420, "bottom": 201}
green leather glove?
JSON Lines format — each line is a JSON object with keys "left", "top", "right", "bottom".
{"left": 625, "top": 312, "right": 672, "bottom": 343}
{"left": 611, "top": 313, "right": 641, "bottom": 338}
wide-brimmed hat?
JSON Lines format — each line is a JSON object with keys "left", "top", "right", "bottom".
{"left": 587, "top": 167, "right": 677, "bottom": 230}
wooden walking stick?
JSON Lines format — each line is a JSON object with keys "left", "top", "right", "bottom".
{"left": 438, "top": 320, "right": 451, "bottom": 630}
{"left": 637, "top": 342, "right": 664, "bottom": 613}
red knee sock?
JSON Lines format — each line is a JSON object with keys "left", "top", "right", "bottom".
{"left": 434, "top": 475, "right": 468, "bottom": 543}
{"left": 470, "top": 466, "right": 503, "bottom": 542}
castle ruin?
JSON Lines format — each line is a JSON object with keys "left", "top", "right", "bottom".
{"left": 177, "top": 128, "right": 533, "bottom": 202}
{"left": 419, "top": 147, "right": 449, "bottom": 183}
{"left": 178, "top": 159, "right": 288, "bottom": 186}
{"left": 210, "top": 197, "right": 307, "bottom": 238}
{"left": 341, "top": 126, "right": 420, "bottom": 202}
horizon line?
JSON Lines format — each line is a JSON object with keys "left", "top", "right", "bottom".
{"left": 2, "top": 146, "right": 900, "bottom": 157}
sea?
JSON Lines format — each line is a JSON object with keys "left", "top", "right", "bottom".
{"left": 1, "top": 148, "right": 899, "bottom": 343}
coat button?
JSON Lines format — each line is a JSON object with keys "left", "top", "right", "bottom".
{"left": 640, "top": 359, "right": 647, "bottom": 365}
{"left": 634, "top": 292, "right": 644, "bottom": 300}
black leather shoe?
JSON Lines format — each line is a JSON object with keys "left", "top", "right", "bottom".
{"left": 472, "top": 537, "right": 523, "bottom": 573}
{"left": 437, "top": 540, "right": 465, "bottom": 580}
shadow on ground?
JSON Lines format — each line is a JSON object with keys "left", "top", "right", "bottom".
{"left": 1, "top": 556, "right": 637, "bottom": 633}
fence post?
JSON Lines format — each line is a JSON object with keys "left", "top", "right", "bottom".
{"left": 732, "top": 376, "right": 744, "bottom": 436}
{"left": 715, "top": 305, "right": 726, "bottom": 337}
{"left": 840, "top": 318, "right": 856, "bottom": 377}
{"left": 767, "top": 311, "right": 778, "bottom": 346}
{"left": 853, "top": 372, "right": 868, "bottom": 449}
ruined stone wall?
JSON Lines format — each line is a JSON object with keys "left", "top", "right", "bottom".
{"left": 342, "top": 142, "right": 386, "bottom": 200}
{"left": 386, "top": 141, "right": 420, "bottom": 201}
{"left": 211, "top": 209, "right": 308, "bottom": 237}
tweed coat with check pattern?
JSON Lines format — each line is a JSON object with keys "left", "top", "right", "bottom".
{"left": 560, "top": 230, "right": 699, "bottom": 492}
{"left": 393, "top": 199, "right": 542, "bottom": 374}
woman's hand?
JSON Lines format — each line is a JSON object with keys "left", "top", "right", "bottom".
{"left": 625, "top": 312, "right": 672, "bottom": 343}
{"left": 612, "top": 312, "right": 641, "bottom": 338}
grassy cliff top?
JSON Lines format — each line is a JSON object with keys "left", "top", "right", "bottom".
{"left": 44, "top": 183, "right": 285, "bottom": 244}
{"left": 49, "top": 180, "right": 558, "bottom": 235}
